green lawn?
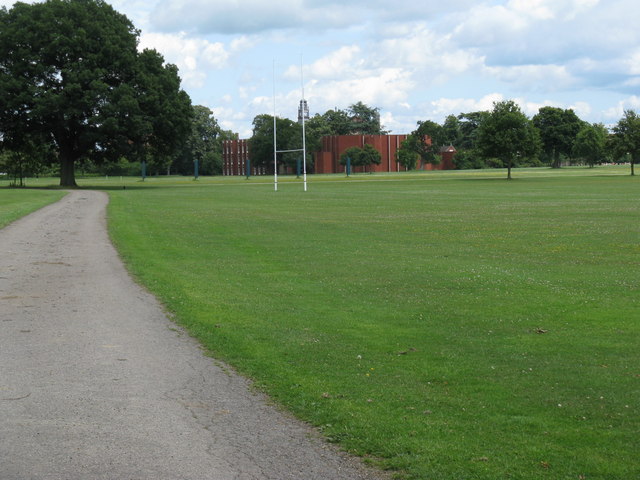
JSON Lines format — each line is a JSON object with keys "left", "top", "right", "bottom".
{"left": 0, "top": 187, "right": 66, "bottom": 229}
{"left": 4, "top": 167, "right": 638, "bottom": 479}
{"left": 104, "top": 167, "right": 639, "bottom": 479}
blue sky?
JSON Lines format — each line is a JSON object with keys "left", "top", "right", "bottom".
{"left": 4, "top": 0, "right": 640, "bottom": 137}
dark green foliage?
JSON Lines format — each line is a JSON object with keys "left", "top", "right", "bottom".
{"left": 449, "top": 148, "right": 488, "bottom": 170}
{"left": 476, "top": 100, "right": 541, "bottom": 179}
{"left": 304, "top": 114, "right": 334, "bottom": 167}
{"left": 321, "top": 108, "right": 353, "bottom": 135}
{"left": 396, "top": 139, "right": 419, "bottom": 170}
{"left": 532, "top": 106, "right": 585, "bottom": 168}
{"left": 339, "top": 146, "right": 362, "bottom": 166}
{"left": 0, "top": 140, "right": 50, "bottom": 186}
{"left": 410, "top": 120, "right": 446, "bottom": 168}
{"left": 338, "top": 144, "right": 381, "bottom": 172}
{"left": 249, "top": 114, "right": 302, "bottom": 171}
{"left": 359, "top": 143, "right": 381, "bottom": 169}
{"left": 442, "top": 114, "right": 462, "bottom": 146}
{"left": 0, "top": 0, "right": 192, "bottom": 186}
{"left": 347, "top": 101, "right": 387, "bottom": 134}
{"left": 249, "top": 103, "right": 384, "bottom": 174}
{"left": 612, "top": 109, "right": 640, "bottom": 176}
{"left": 172, "top": 105, "right": 234, "bottom": 176}
{"left": 572, "top": 123, "right": 608, "bottom": 167}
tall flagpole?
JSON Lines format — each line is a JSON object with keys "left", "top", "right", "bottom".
{"left": 301, "top": 55, "right": 307, "bottom": 192}
{"left": 273, "top": 60, "right": 278, "bottom": 192}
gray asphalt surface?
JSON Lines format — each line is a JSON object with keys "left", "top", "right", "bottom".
{"left": 0, "top": 190, "right": 386, "bottom": 480}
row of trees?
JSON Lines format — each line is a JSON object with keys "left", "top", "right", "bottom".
{"left": 247, "top": 99, "right": 640, "bottom": 179}
{"left": 247, "top": 102, "right": 386, "bottom": 173}
{"left": 1, "top": 1, "right": 639, "bottom": 185}
{"left": 396, "top": 102, "right": 640, "bottom": 178}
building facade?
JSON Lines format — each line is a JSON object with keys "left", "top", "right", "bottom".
{"left": 315, "top": 135, "right": 456, "bottom": 174}
{"left": 222, "top": 135, "right": 456, "bottom": 176}
{"left": 222, "top": 139, "right": 268, "bottom": 176}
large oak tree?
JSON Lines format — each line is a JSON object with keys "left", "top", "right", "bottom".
{"left": 0, "top": 0, "right": 192, "bottom": 186}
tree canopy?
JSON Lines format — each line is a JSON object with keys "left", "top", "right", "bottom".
{"left": 409, "top": 120, "right": 446, "bottom": 168}
{"left": 347, "top": 102, "right": 387, "bottom": 135}
{"left": 572, "top": 123, "right": 607, "bottom": 168}
{"left": 612, "top": 109, "right": 640, "bottom": 176}
{"left": 532, "top": 107, "right": 584, "bottom": 168}
{"left": 339, "top": 144, "right": 381, "bottom": 172}
{"left": 476, "top": 100, "right": 541, "bottom": 179}
{"left": 249, "top": 114, "right": 303, "bottom": 172}
{"left": 395, "top": 139, "right": 419, "bottom": 170}
{"left": 0, "top": 0, "right": 192, "bottom": 186}
{"left": 172, "top": 105, "right": 236, "bottom": 176}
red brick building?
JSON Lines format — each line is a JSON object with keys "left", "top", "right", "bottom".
{"left": 222, "top": 139, "right": 267, "bottom": 176}
{"left": 222, "top": 135, "right": 456, "bottom": 176}
{"left": 439, "top": 145, "right": 457, "bottom": 170}
{"left": 315, "top": 135, "right": 456, "bottom": 173}
{"left": 315, "top": 134, "right": 407, "bottom": 173}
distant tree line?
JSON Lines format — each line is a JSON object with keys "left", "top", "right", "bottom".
{"left": 249, "top": 100, "right": 640, "bottom": 178}
{"left": 396, "top": 102, "right": 640, "bottom": 178}
{"left": 247, "top": 102, "right": 386, "bottom": 174}
{"left": 1, "top": 0, "right": 639, "bottom": 185}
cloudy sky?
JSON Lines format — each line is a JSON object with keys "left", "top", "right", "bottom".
{"left": 3, "top": 0, "right": 640, "bottom": 137}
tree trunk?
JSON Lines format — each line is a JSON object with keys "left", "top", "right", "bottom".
{"left": 59, "top": 156, "right": 77, "bottom": 187}
{"left": 632, "top": 160, "right": 635, "bottom": 176}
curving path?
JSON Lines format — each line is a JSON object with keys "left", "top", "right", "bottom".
{"left": 0, "top": 190, "right": 385, "bottom": 480}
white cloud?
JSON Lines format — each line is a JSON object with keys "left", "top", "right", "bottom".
{"left": 626, "top": 49, "right": 640, "bottom": 75}
{"left": 603, "top": 96, "right": 640, "bottom": 119}
{"left": 376, "top": 24, "right": 485, "bottom": 78}
{"left": 139, "top": 32, "right": 230, "bottom": 88}
{"left": 306, "top": 68, "right": 415, "bottom": 113}
{"left": 507, "top": 0, "right": 554, "bottom": 20}
{"left": 484, "top": 64, "right": 577, "bottom": 92}
{"left": 0, "top": 0, "right": 31, "bottom": 7}
{"left": 209, "top": 105, "right": 251, "bottom": 135}
{"left": 283, "top": 46, "right": 364, "bottom": 82}
{"left": 430, "top": 94, "right": 505, "bottom": 118}
{"left": 230, "top": 36, "right": 257, "bottom": 53}
{"left": 452, "top": 4, "right": 529, "bottom": 47}
{"left": 569, "top": 101, "right": 592, "bottom": 118}
{"left": 507, "top": 0, "right": 599, "bottom": 21}
{"left": 151, "top": 0, "right": 358, "bottom": 34}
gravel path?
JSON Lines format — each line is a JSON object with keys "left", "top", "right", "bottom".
{"left": 0, "top": 190, "right": 386, "bottom": 480}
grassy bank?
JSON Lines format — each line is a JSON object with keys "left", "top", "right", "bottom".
{"left": 105, "top": 168, "right": 639, "bottom": 479}
{"left": 0, "top": 188, "right": 66, "bottom": 229}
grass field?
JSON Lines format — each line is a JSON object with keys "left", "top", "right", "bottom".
{"left": 0, "top": 187, "right": 66, "bottom": 229}
{"left": 3, "top": 167, "right": 639, "bottom": 479}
